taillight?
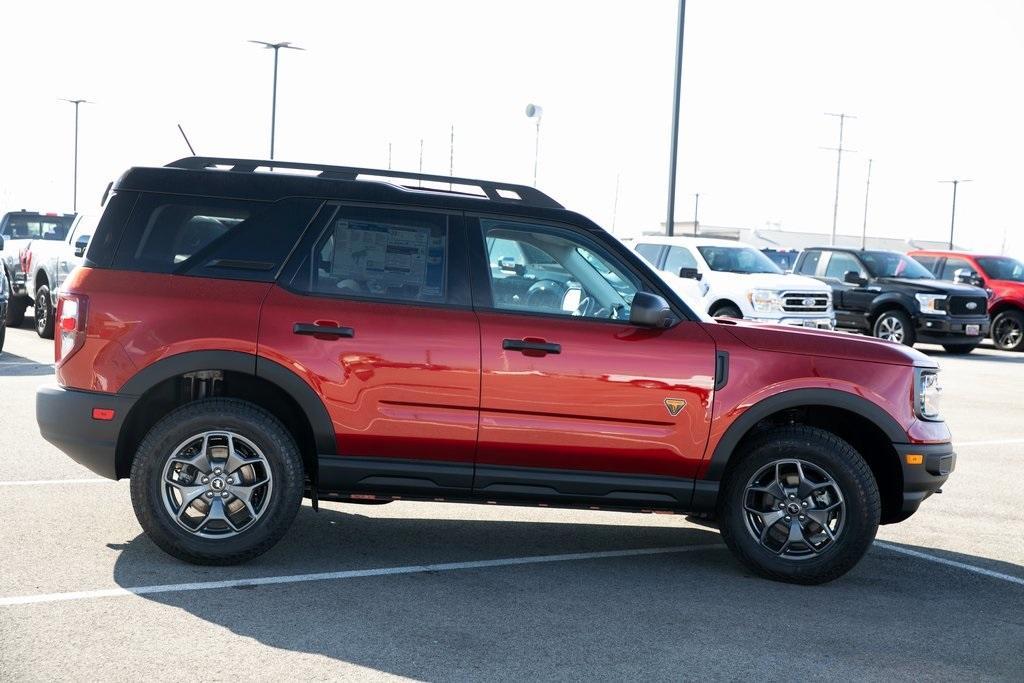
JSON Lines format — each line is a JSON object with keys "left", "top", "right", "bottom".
{"left": 56, "top": 293, "right": 88, "bottom": 366}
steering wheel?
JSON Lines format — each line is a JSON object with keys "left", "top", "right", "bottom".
{"left": 526, "top": 279, "right": 566, "bottom": 311}
{"left": 574, "top": 296, "right": 611, "bottom": 319}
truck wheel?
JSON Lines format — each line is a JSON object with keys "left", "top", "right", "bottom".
{"left": 718, "top": 425, "right": 880, "bottom": 585}
{"left": 34, "top": 285, "right": 54, "bottom": 339}
{"left": 129, "top": 398, "right": 305, "bottom": 565}
{"left": 873, "top": 310, "right": 915, "bottom": 346}
{"left": 711, "top": 304, "right": 743, "bottom": 319}
{"left": 0, "top": 324, "right": 5, "bottom": 354}
{"left": 942, "top": 344, "right": 977, "bottom": 355}
{"left": 5, "top": 289, "right": 26, "bottom": 327}
{"left": 992, "top": 310, "right": 1024, "bottom": 352}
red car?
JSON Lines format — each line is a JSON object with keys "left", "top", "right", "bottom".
{"left": 37, "top": 157, "right": 954, "bottom": 584}
{"left": 909, "top": 250, "right": 1024, "bottom": 352}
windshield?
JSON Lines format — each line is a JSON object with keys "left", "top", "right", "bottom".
{"left": 977, "top": 256, "right": 1024, "bottom": 282}
{"left": 0, "top": 212, "right": 75, "bottom": 241}
{"left": 861, "top": 251, "right": 934, "bottom": 279}
{"left": 696, "top": 246, "right": 782, "bottom": 274}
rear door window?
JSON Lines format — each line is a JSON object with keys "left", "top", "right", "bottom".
{"left": 664, "top": 246, "right": 698, "bottom": 274}
{"left": 912, "top": 255, "right": 939, "bottom": 274}
{"left": 635, "top": 243, "right": 664, "bottom": 266}
{"left": 796, "top": 250, "right": 821, "bottom": 275}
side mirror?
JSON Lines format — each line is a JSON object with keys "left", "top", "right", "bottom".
{"left": 953, "top": 268, "right": 983, "bottom": 287}
{"left": 498, "top": 257, "right": 523, "bottom": 275}
{"left": 843, "top": 270, "right": 868, "bottom": 286}
{"left": 678, "top": 267, "right": 703, "bottom": 281}
{"left": 629, "top": 292, "right": 674, "bottom": 328}
{"left": 74, "top": 235, "right": 91, "bottom": 258}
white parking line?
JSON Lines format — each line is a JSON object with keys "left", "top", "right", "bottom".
{"left": 0, "top": 478, "right": 118, "bottom": 487}
{"left": 875, "top": 541, "right": 1024, "bottom": 587}
{"left": 956, "top": 438, "right": 1024, "bottom": 447}
{"left": 0, "top": 544, "right": 723, "bottom": 607}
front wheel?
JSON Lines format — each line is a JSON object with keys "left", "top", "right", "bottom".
{"left": 992, "top": 310, "right": 1024, "bottom": 352}
{"left": 34, "top": 285, "right": 54, "bottom": 338}
{"left": 130, "top": 398, "right": 305, "bottom": 565}
{"left": 5, "top": 289, "right": 27, "bottom": 327}
{"left": 718, "top": 425, "right": 881, "bottom": 584}
{"left": 711, "top": 304, "right": 743, "bottom": 319}
{"left": 873, "top": 309, "right": 916, "bottom": 346}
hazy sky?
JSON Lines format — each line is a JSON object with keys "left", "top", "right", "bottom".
{"left": 2, "top": 1, "right": 1022, "bottom": 255}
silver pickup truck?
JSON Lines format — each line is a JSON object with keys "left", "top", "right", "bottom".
{"left": 1, "top": 211, "right": 76, "bottom": 329}
{"left": 22, "top": 214, "right": 94, "bottom": 338}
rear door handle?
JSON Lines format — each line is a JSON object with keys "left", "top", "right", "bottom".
{"left": 502, "top": 338, "right": 561, "bottom": 355}
{"left": 293, "top": 323, "right": 355, "bottom": 338}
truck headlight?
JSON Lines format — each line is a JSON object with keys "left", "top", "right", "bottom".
{"left": 915, "top": 293, "right": 947, "bottom": 314}
{"left": 748, "top": 289, "right": 784, "bottom": 313}
{"left": 916, "top": 369, "right": 942, "bottom": 420}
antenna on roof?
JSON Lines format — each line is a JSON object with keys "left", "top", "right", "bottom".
{"left": 177, "top": 124, "right": 196, "bottom": 156}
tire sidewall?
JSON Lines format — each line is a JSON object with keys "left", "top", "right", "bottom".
{"left": 720, "top": 431, "right": 880, "bottom": 583}
{"left": 130, "top": 400, "right": 304, "bottom": 562}
{"left": 873, "top": 309, "right": 915, "bottom": 346}
{"left": 992, "top": 310, "right": 1024, "bottom": 351}
{"left": 35, "top": 285, "right": 53, "bottom": 338}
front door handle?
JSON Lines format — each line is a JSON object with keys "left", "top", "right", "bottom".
{"left": 503, "top": 338, "right": 561, "bottom": 355}
{"left": 293, "top": 323, "right": 355, "bottom": 338}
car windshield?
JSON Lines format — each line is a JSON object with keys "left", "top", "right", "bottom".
{"left": 861, "top": 251, "right": 934, "bottom": 279}
{"left": 696, "top": 246, "right": 782, "bottom": 274}
{"left": 0, "top": 212, "right": 75, "bottom": 241}
{"left": 977, "top": 256, "right": 1024, "bottom": 282}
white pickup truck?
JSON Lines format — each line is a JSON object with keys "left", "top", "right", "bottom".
{"left": 21, "top": 214, "right": 95, "bottom": 338}
{"left": 630, "top": 236, "right": 835, "bottom": 329}
{"left": 1, "top": 211, "right": 77, "bottom": 328}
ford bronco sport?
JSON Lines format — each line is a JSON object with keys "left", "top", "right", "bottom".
{"left": 37, "top": 157, "right": 955, "bottom": 584}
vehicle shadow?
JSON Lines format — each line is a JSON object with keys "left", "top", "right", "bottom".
{"left": 918, "top": 344, "right": 1024, "bottom": 363}
{"left": 110, "top": 504, "right": 1024, "bottom": 680}
{"left": 0, "top": 350, "right": 55, "bottom": 376}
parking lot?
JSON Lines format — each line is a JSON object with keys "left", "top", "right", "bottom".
{"left": 1, "top": 322, "right": 1022, "bottom": 681}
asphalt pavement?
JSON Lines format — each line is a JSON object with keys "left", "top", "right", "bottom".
{"left": 1, "top": 322, "right": 1022, "bottom": 681}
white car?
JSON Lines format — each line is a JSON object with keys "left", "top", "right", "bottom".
{"left": 631, "top": 236, "right": 835, "bottom": 329}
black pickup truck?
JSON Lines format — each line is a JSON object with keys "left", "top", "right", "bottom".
{"left": 794, "top": 247, "right": 989, "bottom": 353}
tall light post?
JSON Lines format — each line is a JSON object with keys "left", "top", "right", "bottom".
{"left": 940, "top": 178, "right": 972, "bottom": 249}
{"left": 823, "top": 112, "right": 856, "bottom": 246}
{"left": 525, "top": 103, "right": 543, "bottom": 187}
{"left": 693, "top": 192, "right": 701, "bottom": 236}
{"left": 861, "top": 158, "right": 872, "bottom": 249}
{"left": 248, "top": 40, "right": 304, "bottom": 160}
{"left": 665, "top": 0, "right": 687, "bottom": 237}
{"left": 60, "top": 98, "right": 91, "bottom": 212}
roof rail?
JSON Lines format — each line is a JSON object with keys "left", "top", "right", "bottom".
{"left": 165, "top": 156, "right": 564, "bottom": 210}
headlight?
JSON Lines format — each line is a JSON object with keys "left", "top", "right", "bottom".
{"left": 748, "top": 289, "right": 784, "bottom": 312}
{"left": 915, "top": 293, "right": 947, "bottom": 314}
{"left": 916, "top": 369, "right": 942, "bottom": 420}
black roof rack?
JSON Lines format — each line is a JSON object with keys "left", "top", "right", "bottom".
{"left": 165, "top": 157, "right": 564, "bottom": 210}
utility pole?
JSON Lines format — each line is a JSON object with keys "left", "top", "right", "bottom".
{"left": 387, "top": 142, "right": 392, "bottom": 170}
{"left": 248, "top": 40, "right": 304, "bottom": 160}
{"left": 449, "top": 124, "right": 455, "bottom": 190}
{"left": 693, "top": 192, "right": 700, "bottom": 236}
{"left": 418, "top": 139, "right": 424, "bottom": 187}
{"left": 665, "top": 0, "right": 687, "bottom": 237}
{"left": 60, "top": 99, "right": 91, "bottom": 212}
{"left": 823, "top": 112, "right": 857, "bottom": 245}
{"left": 611, "top": 173, "right": 620, "bottom": 234}
{"left": 861, "top": 158, "right": 872, "bottom": 249}
{"left": 940, "top": 179, "right": 972, "bottom": 249}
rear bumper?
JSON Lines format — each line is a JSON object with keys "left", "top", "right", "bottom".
{"left": 36, "top": 384, "right": 136, "bottom": 480}
{"left": 893, "top": 442, "right": 955, "bottom": 519}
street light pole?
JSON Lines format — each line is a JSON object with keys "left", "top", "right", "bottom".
{"left": 526, "top": 104, "right": 543, "bottom": 187}
{"left": 665, "top": 0, "right": 687, "bottom": 237}
{"left": 861, "top": 158, "right": 872, "bottom": 250}
{"left": 249, "top": 40, "right": 304, "bottom": 160}
{"left": 60, "top": 99, "right": 90, "bottom": 212}
{"left": 940, "top": 179, "right": 972, "bottom": 249}
{"left": 693, "top": 192, "right": 700, "bottom": 236}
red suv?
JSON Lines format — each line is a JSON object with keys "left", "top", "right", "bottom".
{"left": 909, "top": 250, "right": 1024, "bottom": 352}
{"left": 37, "top": 157, "right": 955, "bottom": 584}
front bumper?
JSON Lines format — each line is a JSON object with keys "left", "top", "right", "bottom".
{"left": 36, "top": 384, "right": 136, "bottom": 480}
{"left": 892, "top": 442, "right": 955, "bottom": 521}
{"left": 915, "top": 314, "right": 989, "bottom": 344}
{"left": 750, "top": 316, "right": 835, "bottom": 329}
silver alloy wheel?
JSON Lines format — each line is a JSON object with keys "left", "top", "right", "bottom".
{"left": 876, "top": 315, "right": 905, "bottom": 343}
{"left": 742, "top": 459, "right": 845, "bottom": 560}
{"left": 160, "top": 431, "right": 273, "bottom": 538}
{"left": 35, "top": 293, "right": 50, "bottom": 335}
{"left": 994, "top": 314, "right": 1023, "bottom": 350}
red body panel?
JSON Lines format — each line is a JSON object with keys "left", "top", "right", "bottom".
{"left": 908, "top": 250, "right": 1024, "bottom": 315}
{"left": 57, "top": 267, "right": 270, "bottom": 392}
{"left": 257, "top": 286, "right": 481, "bottom": 462}
{"left": 477, "top": 312, "right": 716, "bottom": 478}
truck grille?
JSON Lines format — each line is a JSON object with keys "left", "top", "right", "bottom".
{"left": 948, "top": 295, "right": 987, "bottom": 316}
{"left": 781, "top": 291, "right": 830, "bottom": 313}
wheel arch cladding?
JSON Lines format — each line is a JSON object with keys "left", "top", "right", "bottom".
{"left": 114, "top": 350, "right": 335, "bottom": 478}
{"left": 869, "top": 294, "right": 914, "bottom": 321}
{"left": 707, "top": 388, "right": 907, "bottom": 523}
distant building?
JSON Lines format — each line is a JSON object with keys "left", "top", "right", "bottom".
{"left": 652, "top": 222, "right": 960, "bottom": 253}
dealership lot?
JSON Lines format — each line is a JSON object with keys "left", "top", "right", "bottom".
{"left": 1, "top": 324, "right": 1022, "bottom": 680}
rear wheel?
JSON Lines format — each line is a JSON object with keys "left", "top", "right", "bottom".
{"left": 130, "top": 399, "right": 305, "bottom": 565}
{"left": 5, "top": 288, "right": 27, "bottom": 327}
{"left": 873, "top": 309, "right": 915, "bottom": 346}
{"left": 992, "top": 310, "right": 1024, "bottom": 352}
{"left": 718, "top": 425, "right": 880, "bottom": 584}
{"left": 0, "top": 324, "right": 5, "bottom": 354}
{"left": 942, "top": 344, "right": 977, "bottom": 355}
{"left": 34, "top": 284, "right": 54, "bottom": 338}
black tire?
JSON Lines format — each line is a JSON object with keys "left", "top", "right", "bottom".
{"left": 130, "top": 398, "right": 305, "bottom": 565}
{"left": 718, "top": 425, "right": 881, "bottom": 585}
{"left": 872, "top": 309, "right": 916, "bottom": 346}
{"left": 34, "top": 284, "right": 54, "bottom": 339}
{"left": 0, "top": 323, "right": 5, "bottom": 355}
{"left": 711, "top": 304, "right": 743, "bottom": 319}
{"left": 991, "top": 309, "right": 1024, "bottom": 352}
{"left": 942, "top": 344, "right": 977, "bottom": 355}
{"left": 5, "top": 290, "right": 27, "bottom": 327}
